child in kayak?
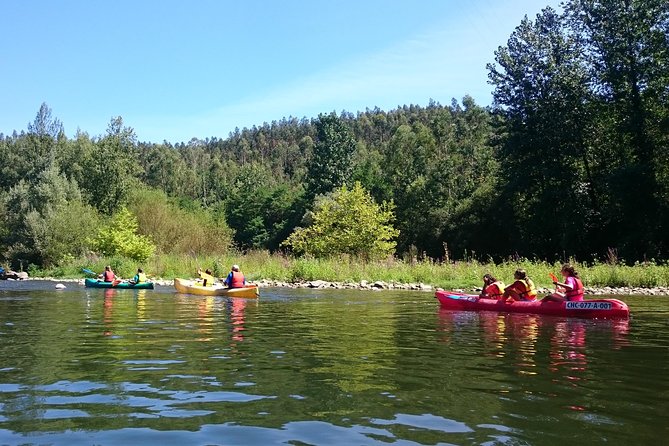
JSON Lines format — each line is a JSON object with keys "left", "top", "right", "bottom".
{"left": 480, "top": 274, "right": 505, "bottom": 300}
{"left": 129, "top": 268, "right": 147, "bottom": 285}
{"left": 503, "top": 269, "right": 537, "bottom": 301}
{"left": 197, "top": 268, "right": 216, "bottom": 287}
{"left": 543, "top": 264, "right": 584, "bottom": 302}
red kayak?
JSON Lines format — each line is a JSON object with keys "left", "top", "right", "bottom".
{"left": 435, "top": 291, "right": 629, "bottom": 319}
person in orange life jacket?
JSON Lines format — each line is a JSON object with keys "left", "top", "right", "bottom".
{"left": 503, "top": 268, "right": 537, "bottom": 301}
{"left": 99, "top": 265, "right": 116, "bottom": 282}
{"left": 197, "top": 268, "right": 215, "bottom": 287}
{"left": 542, "top": 264, "right": 584, "bottom": 302}
{"left": 480, "top": 274, "right": 505, "bottom": 300}
{"left": 224, "top": 264, "right": 246, "bottom": 288}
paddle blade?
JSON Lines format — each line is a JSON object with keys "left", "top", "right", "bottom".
{"left": 112, "top": 279, "right": 122, "bottom": 287}
{"left": 82, "top": 268, "right": 97, "bottom": 276}
{"left": 549, "top": 273, "right": 559, "bottom": 282}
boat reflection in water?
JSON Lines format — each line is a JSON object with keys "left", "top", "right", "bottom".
{"left": 436, "top": 308, "right": 630, "bottom": 381}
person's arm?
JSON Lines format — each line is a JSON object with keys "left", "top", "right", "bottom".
{"left": 224, "top": 272, "right": 232, "bottom": 286}
{"left": 554, "top": 277, "right": 575, "bottom": 291}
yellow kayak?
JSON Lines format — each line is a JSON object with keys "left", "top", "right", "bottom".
{"left": 173, "top": 278, "right": 259, "bottom": 298}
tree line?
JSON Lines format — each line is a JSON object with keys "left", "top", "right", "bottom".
{"left": 0, "top": 0, "right": 667, "bottom": 270}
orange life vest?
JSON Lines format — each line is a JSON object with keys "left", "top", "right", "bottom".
{"left": 230, "top": 271, "right": 245, "bottom": 288}
{"left": 564, "top": 277, "right": 584, "bottom": 301}
{"left": 103, "top": 270, "right": 115, "bottom": 282}
{"left": 484, "top": 281, "right": 505, "bottom": 299}
{"left": 515, "top": 279, "right": 537, "bottom": 300}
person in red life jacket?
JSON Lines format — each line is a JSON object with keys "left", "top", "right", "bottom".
{"left": 224, "top": 264, "right": 246, "bottom": 288}
{"left": 99, "top": 265, "right": 116, "bottom": 282}
{"left": 543, "top": 264, "right": 584, "bottom": 302}
{"left": 480, "top": 274, "right": 505, "bottom": 300}
{"left": 503, "top": 268, "right": 537, "bottom": 301}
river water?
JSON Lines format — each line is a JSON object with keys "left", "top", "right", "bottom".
{"left": 0, "top": 281, "right": 667, "bottom": 445}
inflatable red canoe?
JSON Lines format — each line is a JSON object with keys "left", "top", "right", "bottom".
{"left": 435, "top": 291, "right": 629, "bottom": 319}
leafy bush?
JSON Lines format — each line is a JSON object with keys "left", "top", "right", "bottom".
{"left": 283, "top": 182, "right": 399, "bottom": 260}
{"left": 92, "top": 207, "right": 155, "bottom": 261}
{"left": 128, "top": 188, "right": 233, "bottom": 255}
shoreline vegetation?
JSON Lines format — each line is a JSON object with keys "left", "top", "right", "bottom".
{"left": 25, "top": 252, "right": 669, "bottom": 296}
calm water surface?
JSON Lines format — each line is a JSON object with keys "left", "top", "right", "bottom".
{"left": 0, "top": 281, "right": 668, "bottom": 445}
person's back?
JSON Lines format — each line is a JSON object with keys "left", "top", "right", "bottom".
{"left": 224, "top": 264, "right": 245, "bottom": 288}
{"left": 198, "top": 269, "right": 215, "bottom": 287}
{"left": 132, "top": 268, "right": 147, "bottom": 284}
{"left": 102, "top": 266, "right": 115, "bottom": 282}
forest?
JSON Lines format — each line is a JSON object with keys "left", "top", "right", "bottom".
{"left": 1, "top": 0, "right": 667, "bottom": 273}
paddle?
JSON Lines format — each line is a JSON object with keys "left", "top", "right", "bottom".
{"left": 82, "top": 268, "right": 97, "bottom": 277}
{"left": 549, "top": 272, "right": 559, "bottom": 283}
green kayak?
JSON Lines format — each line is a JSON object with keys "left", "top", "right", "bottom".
{"left": 84, "top": 278, "right": 154, "bottom": 289}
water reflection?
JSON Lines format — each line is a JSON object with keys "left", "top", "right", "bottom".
{"left": 0, "top": 286, "right": 663, "bottom": 445}
{"left": 437, "top": 309, "right": 631, "bottom": 382}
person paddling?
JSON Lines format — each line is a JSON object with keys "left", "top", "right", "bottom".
{"left": 542, "top": 264, "right": 584, "bottom": 302}
{"left": 129, "top": 268, "right": 147, "bottom": 285}
{"left": 503, "top": 269, "right": 537, "bottom": 301}
{"left": 480, "top": 274, "right": 505, "bottom": 300}
{"left": 197, "top": 268, "right": 215, "bottom": 287}
{"left": 224, "top": 264, "right": 246, "bottom": 288}
{"left": 99, "top": 265, "right": 116, "bottom": 282}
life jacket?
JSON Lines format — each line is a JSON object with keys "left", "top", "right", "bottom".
{"left": 564, "top": 277, "right": 584, "bottom": 301}
{"left": 103, "top": 270, "right": 115, "bottom": 282}
{"left": 484, "top": 281, "right": 505, "bottom": 299}
{"left": 200, "top": 271, "right": 215, "bottom": 286}
{"left": 136, "top": 272, "right": 147, "bottom": 283}
{"left": 516, "top": 279, "right": 537, "bottom": 300}
{"left": 230, "top": 271, "right": 245, "bottom": 288}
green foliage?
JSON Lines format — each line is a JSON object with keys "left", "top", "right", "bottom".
{"left": 92, "top": 207, "right": 155, "bottom": 261}
{"left": 127, "top": 187, "right": 233, "bottom": 255}
{"left": 81, "top": 117, "right": 142, "bottom": 215}
{"left": 306, "top": 112, "right": 356, "bottom": 198}
{"left": 24, "top": 200, "right": 100, "bottom": 267}
{"left": 283, "top": 182, "right": 398, "bottom": 260}
{"left": 0, "top": 164, "right": 87, "bottom": 267}
{"left": 225, "top": 163, "right": 304, "bottom": 251}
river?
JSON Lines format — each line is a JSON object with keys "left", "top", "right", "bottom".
{"left": 0, "top": 281, "right": 667, "bottom": 445}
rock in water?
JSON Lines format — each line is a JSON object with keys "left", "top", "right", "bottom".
{"left": 55, "top": 283, "right": 66, "bottom": 290}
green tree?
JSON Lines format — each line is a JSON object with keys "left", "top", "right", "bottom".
{"left": 282, "top": 182, "right": 398, "bottom": 260}
{"left": 92, "top": 207, "right": 155, "bottom": 261}
{"left": 566, "top": 0, "right": 669, "bottom": 257}
{"left": 0, "top": 165, "right": 86, "bottom": 267}
{"left": 306, "top": 113, "right": 356, "bottom": 198}
{"left": 82, "top": 117, "right": 141, "bottom": 215}
{"left": 488, "top": 7, "right": 597, "bottom": 258}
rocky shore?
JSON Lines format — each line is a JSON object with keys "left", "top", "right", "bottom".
{"left": 21, "top": 277, "right": 669, "bottom": 296}
{"left": 251, "top": 279, "right": 669, "bottom": 296}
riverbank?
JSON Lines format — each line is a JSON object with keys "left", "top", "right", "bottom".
{"left": 23, "top": 252, "right": 669, "bottom": 293}
{"left": 24, "top": 276, "right": 669, "bottom": 296}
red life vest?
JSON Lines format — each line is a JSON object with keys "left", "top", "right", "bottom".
{"left": 103, "top": 271, "right": 115, "bottom": 282}
{"left": 564, "top": 277, "right": 584, "bottom": 301}
{"left": 484, "top": 281, "right": 504, "bottom": 299}
{"left": 230, "top": 271, "right": 245, "bottom": 288}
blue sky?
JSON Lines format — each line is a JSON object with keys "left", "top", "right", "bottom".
{"left": 1, "top": 0, "right": 559, "bottom": 143}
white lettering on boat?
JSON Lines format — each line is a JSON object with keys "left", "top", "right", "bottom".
{"left": 565, "top": 301, "right": 612, "bottom": 310}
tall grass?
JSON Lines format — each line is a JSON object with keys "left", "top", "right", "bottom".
{"left": 32, "top": 252, "right": 669, "bottom": 288}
